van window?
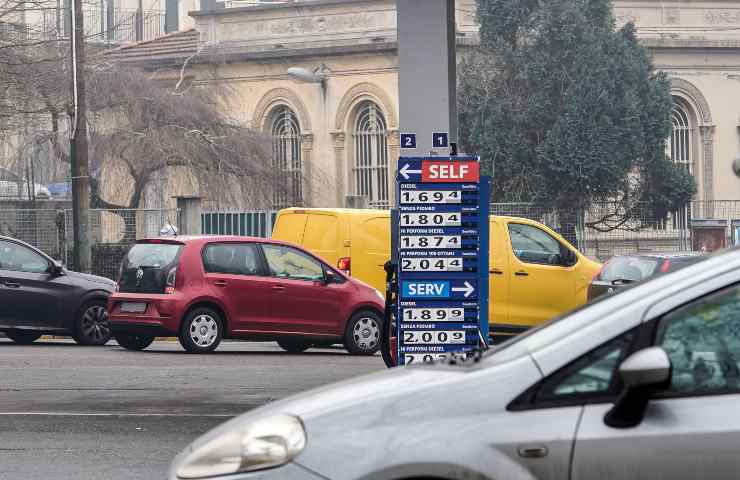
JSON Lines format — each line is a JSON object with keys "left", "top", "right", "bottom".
{"left": 508, "top": 223, "right": 563, "bottom": 266}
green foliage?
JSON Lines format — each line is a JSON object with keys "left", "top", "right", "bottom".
{"left": 460, "top": 0, "right": 696, "bottom": 219}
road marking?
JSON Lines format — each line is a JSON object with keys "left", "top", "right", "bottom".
{"left": 0, "top": 412, "right": 235, "bottom": 417}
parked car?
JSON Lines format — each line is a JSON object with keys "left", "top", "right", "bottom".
{"left": 108, "top": 236, "right": 385, "bottom": 354}
{"left": 0, "top": 235, "right": 115, "bottom": 345}
{"left": 589, "top": 252, "right": 704, "bottom": 300}
{"left": 171, "top": 248, "right": 740, "bottom": 480}
{"left": 273, "top": 208, "right": 601, "bottom": 340}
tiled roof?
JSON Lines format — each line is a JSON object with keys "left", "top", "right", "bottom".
{"left": 104, "top": 28, "right": 200, "bottom": 65}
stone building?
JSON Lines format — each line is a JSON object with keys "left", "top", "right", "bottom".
{"left": 108, "top": 0, "right": 740, "bottom": 210}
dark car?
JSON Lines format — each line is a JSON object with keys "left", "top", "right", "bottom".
{"left": 588, "top": 252, "right": 704, "bottom": 300}
{"left": 0, "top": 235, "right": 116, "bottom": 345}
{"left": 108, "top": 236, "right": 385, "bottom": 354}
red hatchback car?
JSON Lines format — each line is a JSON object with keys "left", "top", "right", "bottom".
{"left": 108, "top": 236, "right": 385, "bottom": 354}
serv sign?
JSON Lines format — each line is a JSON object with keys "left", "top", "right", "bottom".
{"left": 395, "top": 156, "right": 490, "bottom": 365}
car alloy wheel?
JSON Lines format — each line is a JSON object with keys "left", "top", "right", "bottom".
{"left": 345, "top": 311, "right": 382, "bottom": 355}
{"left": 179, "top": 307, "right": 223, "bottom": 353}
{"left": 74, "top": 301, "right": 111, "bottom": 346}
{"left": 189, "top": 315, "right": 219, "bottom": 348}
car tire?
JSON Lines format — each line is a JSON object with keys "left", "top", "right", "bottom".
{"left": 114, "top": 332, "right": 155, "bottom": 351}
{"left": 179, "top": 308, "right": 223, "bottom": 353}
{"left": 277, "top": 338, "right": 311, "bottom": 353}
{"left": 73, "top": 300, "right": 111, "bottom": 346}
{"left": 5, "top": 331, "right": 42, "bottom": 344}
{"left": 344, "top": 310, "right": 382, "bottom": 355}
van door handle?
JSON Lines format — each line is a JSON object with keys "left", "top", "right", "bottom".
{"left": 515, "top": 271, "right": 529, "bottom": 277}
{"left": 518, "top": 446, "right": 548, "bottom": 458}
{"left": 490, "top": 269, "right": 503, "bottom": 275}
{"left": 213, "top": 280, "right": 228, "bottom": 287}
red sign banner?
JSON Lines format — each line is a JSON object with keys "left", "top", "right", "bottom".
{"left": 421, "top": 160, "right": 479, "bottom": 183}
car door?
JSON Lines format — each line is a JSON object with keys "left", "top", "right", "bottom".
{"left": 488, "top": 218, "right": 510, "bottom": 335}
{"left": 259, "top": 243, "right": 341, "bottom": 334}
{"left": 501, "top": 328, "right": 639, "bottom": 479}
{"left": 0, "top": 239, "right": 61, "bottom": 328}
{"left": 201, "top": 242, "right": 272, "bottom": 333}
{"left": 572, "top": 284, "right": 740, "bottom": 480}
{"left": 505, "top": 221, "right": 578, "bottom": 328}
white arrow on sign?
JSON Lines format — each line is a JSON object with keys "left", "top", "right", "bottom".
{"left": 399, "top": 163, "right": 422, "bottom": 180}
{"left": 451, "top": 281, "right": 475, "bottom": 298}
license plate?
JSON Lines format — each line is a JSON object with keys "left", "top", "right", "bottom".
{"left": 120, "top": 302, "right": 147, "bottom": 313}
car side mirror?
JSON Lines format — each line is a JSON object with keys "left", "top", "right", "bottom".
{"left": 324, "top": 269, "right": 337, "bottom": 284}
{"left": 49, "top": 260, "right": 65, "bottom": 276}
{"left": 604, "top": 347, "right": 671, "bottom": 429}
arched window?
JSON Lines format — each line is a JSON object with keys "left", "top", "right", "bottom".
{"left": 351, "top": 101, "right": 389, "bottom": 208}
{"left": 668, "top": 102, "right": 693, "bottom": 174}
{"left": 270, "top": 106, "right": 302, "bottom": 209}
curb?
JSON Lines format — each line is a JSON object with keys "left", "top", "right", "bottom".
{"left": 41, "top": 335, "right": 179, "bottom": 342}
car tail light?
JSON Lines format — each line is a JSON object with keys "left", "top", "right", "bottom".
{"left": 165, "top": 266, "right": 177, "bottom": 294}
{"left": 337, "top": 257, "right": 351, "bottom": 274}
{"left": 661, "top": 260, "right": 671, "bottom": 273}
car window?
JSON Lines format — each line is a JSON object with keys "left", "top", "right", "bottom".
{"left": 507, "top": 223, "right": 563, "bottom": 266}
{"left": 599, "top": 256, "right": 658, "bottom": 282}
{"left": 203, "top": 243, "right": 261, "bottom": 276}
{"left": 0, "top": 240, "right": 49, "bottom": 274}
{"left": 262, "top": 244, "right": 324, "bottom": 281}
{"left": 656, "top": 285, "right": 740, "bottom": 396}
{"left": 534, "top": 329, "right": 636, "bottom": 402}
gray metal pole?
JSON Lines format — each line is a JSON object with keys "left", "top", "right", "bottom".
{"left": 397, "top": 0, "right": 457, "bottom": 156}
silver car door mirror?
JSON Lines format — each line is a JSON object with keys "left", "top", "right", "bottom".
{"left": 604, "top": 347, "right": 672, "bottom": 429}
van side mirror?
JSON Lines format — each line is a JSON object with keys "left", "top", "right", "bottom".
{"left": 604, "top": 347, "right": 671, "bottom": 429}
{"left": 560, "top": 248, "right": 577, "bottom": 267}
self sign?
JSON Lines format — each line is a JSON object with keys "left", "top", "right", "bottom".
{"left": 395, "top": 156, "right": 489, "bottom": 366}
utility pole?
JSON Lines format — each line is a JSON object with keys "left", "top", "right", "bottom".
{"left": 70, "top": 0, "right": 91, "bottom": 272}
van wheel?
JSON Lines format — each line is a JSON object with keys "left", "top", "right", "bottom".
{"left": 344, "top": 311, "right": 382, "bottom": 355}
{"left": 5, "top": 331, "right": 42, "bottom": 344}
{"left": 73, "top": 300, "right": 111, "bottom": 346}
{"left": 114, "top": 332, "right": 155, "bottom": 351}
{"left": 277, "top": 338, "right": 311, "bottom": 353}
{"left": 179, "top": 308, "right": 223, "bottom": 353}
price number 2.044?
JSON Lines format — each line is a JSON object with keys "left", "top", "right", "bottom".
{"left": 400, "top": 235, "right": 460, "bottom": 249}
{"left": 400, "top": 190, "right": 461, "bottom": 204}
{"left": 403, "top": 330, "right": 466, "bottom": 345}
{"left": 401, "top": 257, "right": 462, "bottom": 272}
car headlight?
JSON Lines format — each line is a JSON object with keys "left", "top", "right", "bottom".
{"left": 176, "top": 414, "right": 306, "bottom": 479}
{"left": 374, "top": 289, "right": 385, "bottom": 301}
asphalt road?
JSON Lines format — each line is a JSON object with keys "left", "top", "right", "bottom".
{"left": 0, "top": 339, "right": 385, "bottom": 480}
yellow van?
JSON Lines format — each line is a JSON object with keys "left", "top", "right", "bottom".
{"left": 272, "top": 208, "right": 600, "bottom": 337}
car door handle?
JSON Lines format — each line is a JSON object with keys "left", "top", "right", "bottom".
{"left": 490, "top": 269, "right": 504, "bottom": 275}
{"left": 3, "top": 281, "right": 20, "bottom": 288}
{"left": 518, "top": 446, "right": 548, "bottom": 458}
{"left": 213, "top": 280, "right": 228, "bottom": 287}
{"left": 272, "top": 285, "right": 286, "bottom": 292}
{"left": 515, "top": 271, "right": 529, "bottom": 277}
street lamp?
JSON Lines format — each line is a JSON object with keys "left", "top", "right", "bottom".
{"left": 287, "top": 64, "right": 330, "bottom": 90}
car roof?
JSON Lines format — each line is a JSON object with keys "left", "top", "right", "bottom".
{"left": 136, "top": 235, "right": 295, "bottom": 247}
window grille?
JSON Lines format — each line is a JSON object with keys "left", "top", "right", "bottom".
{"left": 351, "top": 101, "right": 389, "bottom": 208}
{"left": 270, "top": 106, "right": 303, "bottom": 209}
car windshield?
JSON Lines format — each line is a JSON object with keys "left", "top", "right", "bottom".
{"left": 124, "top": 243, "right": 182, "bottom": 268}
{"left": 599, "top": 256, "right": 659, "bottom": 282}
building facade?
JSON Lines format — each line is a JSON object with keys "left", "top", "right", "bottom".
{"left": 109, "top": 0, "right": 740, "bottom": 209}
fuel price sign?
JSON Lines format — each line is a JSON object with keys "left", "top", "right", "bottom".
{"left": 395, "top": 156, "right": 490, "bottom": 365}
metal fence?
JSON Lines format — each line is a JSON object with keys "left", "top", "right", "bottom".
{"left": 201, "top": 211, "right": 277, "bottom": 238}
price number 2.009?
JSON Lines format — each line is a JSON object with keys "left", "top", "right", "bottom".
{"left": 400, "top": 190, "right": 461, "bottom": 204}
{"left": 403, "top": 330, "right": 466, "bottom": 345}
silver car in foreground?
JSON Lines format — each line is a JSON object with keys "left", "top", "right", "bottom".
{"left": 171, "top": 249, "right": 740, "bottom": 480}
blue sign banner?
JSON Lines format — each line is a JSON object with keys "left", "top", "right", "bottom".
{"left": 395, "top": 155, "right": 490, "bottom": 365}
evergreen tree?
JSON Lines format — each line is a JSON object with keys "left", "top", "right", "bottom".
{"left": 459, "top": 0, "right": 696, "bottom": 237}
